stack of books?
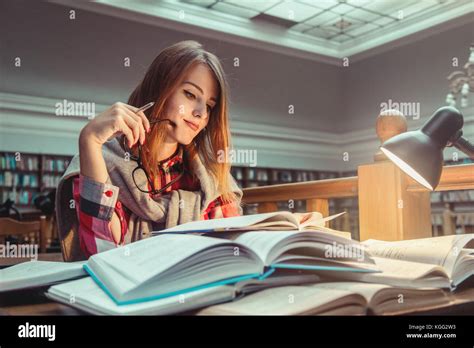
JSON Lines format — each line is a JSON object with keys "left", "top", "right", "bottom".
{"left": 1, "top": 211, "right": 473, "bottom": 315}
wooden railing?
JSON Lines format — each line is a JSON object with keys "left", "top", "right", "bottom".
{"left": 242, "top": 163, "right": 473, "bottom": 241}
{"left": 241, "top": 111, "right": 474, "bottom": 241}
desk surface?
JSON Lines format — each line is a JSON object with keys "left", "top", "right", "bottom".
{"left": 1, "top": 254, "right": 474, "bottom": 316}
{"left": 0, "top": 287, "right": 83, "bottom": 315}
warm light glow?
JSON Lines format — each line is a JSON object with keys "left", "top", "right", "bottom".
{"left": 380, "top": 147, "right": 434, "bottom": 190}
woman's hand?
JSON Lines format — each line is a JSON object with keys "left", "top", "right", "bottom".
{"left": 78, "top": 102, "right": 151, "bottom": 243}
{"left": 80, "top": 102, "right": 151, "bottom": 148}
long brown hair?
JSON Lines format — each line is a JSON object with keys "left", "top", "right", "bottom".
{"left": 128, "top": 40, "right": 236, "bottom": 203}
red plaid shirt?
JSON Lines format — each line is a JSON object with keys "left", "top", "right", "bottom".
{"left": 73, "top": 147, "right": 241, "bottom": 257}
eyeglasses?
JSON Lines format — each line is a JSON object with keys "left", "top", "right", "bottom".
{"left": 122, "top": 103, "right": 183, "bottom": 195}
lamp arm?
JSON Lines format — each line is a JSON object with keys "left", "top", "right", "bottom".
{"left": 447, "top": 129, "right": 474, "bottom": 159}
{"left": 453, "top": 136, "right": 474, "bottom": 159}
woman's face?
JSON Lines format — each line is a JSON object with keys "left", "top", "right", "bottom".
{"left": 162, "top": 63, "right": 218, "bottom": 145}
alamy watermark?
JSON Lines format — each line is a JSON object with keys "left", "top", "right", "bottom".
{"left": 324, "top": 242, "right": 365, "bottom": 262}
{"left": 18, "top": 322, "right": 55, "bottom": 341}
{"left": 217, "top": 147, "right": 257, "bottom": 167}
{"left": 380, "top": 98, "right": 420, "bottom": 120}
{"left": 55, "top": 99, "right": 96, "bottom": 119}
{"left": 0, "top": 242, "right": 38, "bottom": 260}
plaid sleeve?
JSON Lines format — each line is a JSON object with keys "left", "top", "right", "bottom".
{"left": 73, "top": 175, "right": 128, "bottom": 257}
{"left": 202, "top": 196, "right": 242, "bottom": 220}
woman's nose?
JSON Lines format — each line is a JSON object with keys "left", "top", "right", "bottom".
{"left": 192, "top": 104, "right": 206, "bottom": 119}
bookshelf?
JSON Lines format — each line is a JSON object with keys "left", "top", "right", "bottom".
{"left": 430, "top": 158, "right": 474, "bottom": 235}
{"left": 0, "top": 152, "right": 72, "bottom": 208}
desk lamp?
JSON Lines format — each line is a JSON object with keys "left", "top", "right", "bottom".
{"left": 380, "top": 106, "right": 474, "bottom": 190}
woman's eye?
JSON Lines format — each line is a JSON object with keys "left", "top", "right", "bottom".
{"left": 207, "top": 105, "right": 212, "bottom": 114}
{"left": 184, "top": 90, "right": 195, "bottom": 99}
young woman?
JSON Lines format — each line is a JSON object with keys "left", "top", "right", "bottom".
{"left": 56, "top": 41, "right": 243, "bottom": 260}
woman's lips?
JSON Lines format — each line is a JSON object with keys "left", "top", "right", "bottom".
{"left": 184, "top": 119, "right": 198, "bottom": 131}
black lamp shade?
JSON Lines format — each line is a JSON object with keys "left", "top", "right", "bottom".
{"left": 380, "top": 106, "right": 464, "bottom": 191}
{"left": 380, "top": 130, "right": 443, "bottom": 190}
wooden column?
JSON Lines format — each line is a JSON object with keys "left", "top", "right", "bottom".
{"left": 442, "top": 203, "right": 456, "bottom": 235}
{"left": 258, "top": 202, "right": 278, "bottom": 213}
{"left": 306, "top": 198, "right": 329, "bottom": 217}
{"left": 358, "top": 109, "right": 432, "bottom": 241}
{"left": 358, "top": 161, "right": 432, "bottom": 241}
{"left": 306, "top": 198, "right": 329, "bottom": 226}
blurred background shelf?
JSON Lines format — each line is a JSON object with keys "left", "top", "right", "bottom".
{"left": 0, "top": 152, "right": 72, "bottom": 207}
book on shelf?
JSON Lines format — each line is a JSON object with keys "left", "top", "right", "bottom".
{"left": 431, "top": 190, "right": 474, "bottom": 203}
{"left": 81, "top": 229, "right": 376, "bottom": 305}
{"left": 41, "top": 174, "right": 61, "bottom": 189}
{"left": 152, "top": 211, "right": 347, "bottom": 235}
{"left": 1, "top": 172, "right": 39, "bottom": 189}
{"left": 247, "top": 168, "right": 256, "bottom": 180}
{"left": 46, "top": 272, "right": 321, "bottom": 315}
{"left": 0, "top": 154, "right": 39, "bottom": 171}
{"left": 279, "top": 171, "right": 292, "bottom": 182}
{"left": 256, "top": 169, "right": 268, "bottom": 181}
{"left": 327, "top": 234, "right": 474, "bottom": 290}
{"left": 0, "top": 261, "right": 87, "bottom": 292}
{"left": 42, "top": 157, "right": 69, "bottom": 172}
{"left": 1, "top": 189, "right": 38, "bottom": 206}
{"left": 318, "top": 172, "right": 338, "bottom": 180}
{"left": 231, "top": 168, "right": 243, "bottom": 180}
{"left": 196, "top": 281, "right": 455, "bottom": 316}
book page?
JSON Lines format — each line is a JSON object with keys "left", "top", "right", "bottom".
{"left": 47, "top": 277, "right": 235, "bottom": 315}
{"left": 452, "top": 249, "right": 474, "bottom": 286}
{"left": 303, "top": 225, "right": 352, "bottom": 239}
{"left": 338, "top": 256, "right": 450, "bottom": 288}
{"left": 299, "top": 211, "right": 346, "bottom": 229}
{"left": 234, "top": 273, "right": 320, "bottom": 294}
{"left": 310, "top": 282, "right": 390, "bottom": 302}
{"left": 293, "top": 212, "right": 323, "bottom": 227}
{"left": 362, "top": 234, "right": 474, "bottom": 276}
{"left": 88, "top": 234, "right": 243, "bottom": 292}
{"left": 310, "top": 282, "right": 449, "bottom": 315}
{"left": 235, "top": 230, "right": 367, "bottom": 266}
{"left": 0, "top": 261, "right": 86, "bottom": 292}
{"left": 197, "top": 285, "right": 365, "bottom": 315}
{"left": 234, "top": 231, "right": 299, "bottom": 264}
{"left": 154, "top": 211, "right": 298, "bottom": 234}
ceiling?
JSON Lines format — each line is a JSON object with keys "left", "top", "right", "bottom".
{"left": 49, "top": 0, "right": 474, "bottom": 63}
{"left": 185, "top": 0, "right": 466, "bottom": 41}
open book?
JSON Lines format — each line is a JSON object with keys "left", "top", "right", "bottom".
{"left": 0, "top": 261, "right": 87, "bottom": 292}
{"left": 46, "top": 272, "right": 321, "bottom": 315}
{"left": 331, "top": 234, "right": 474, "bottom": 290}
{"left": 152, "top": 211, "right": 347, "bottom": 235}
{"left": 83, "top": 231, "right": 377, "bottom": 305}
{"left": 197, "top": 281, "right": 452, "bottom": 316}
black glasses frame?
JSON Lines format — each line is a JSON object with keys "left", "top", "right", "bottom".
{"left": 122, "top": 119, "right": 184, "bottom": 195}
